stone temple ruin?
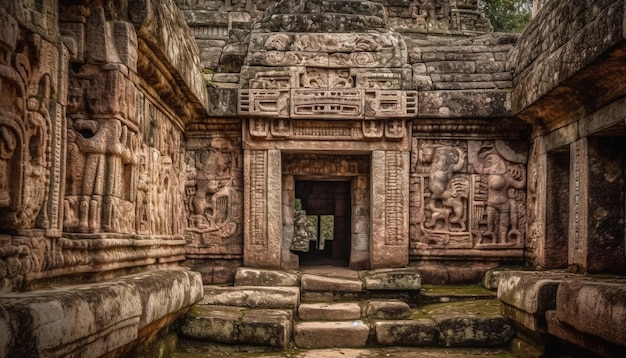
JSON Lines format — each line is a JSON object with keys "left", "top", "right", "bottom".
{"left": 0, "top": 0, "right": 625, "bottom": 357}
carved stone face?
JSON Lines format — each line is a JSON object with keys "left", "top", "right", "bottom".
{"left": 483, "top": 153, "right": 507, "bottom": 175}
{"left": 196, "top": 138, "right": 233, "bottom": 178}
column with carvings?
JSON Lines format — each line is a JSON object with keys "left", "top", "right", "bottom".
{"left": 371, "top": 150, "right": 411, "bottom": 268}
{"left": 243, "top": 149, "right": 282, "bottom": 268}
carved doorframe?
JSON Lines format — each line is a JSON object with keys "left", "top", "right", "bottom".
{"left": 242, "top": 147, "right": 410, "bottom": 270}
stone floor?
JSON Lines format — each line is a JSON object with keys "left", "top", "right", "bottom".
{"left": 172, "top": 341, "right": 515, "bottom": 357}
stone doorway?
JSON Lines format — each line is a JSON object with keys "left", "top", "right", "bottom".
{"left": 294, "top": 180, "right": 352, "bottom": 267}
{"left": 281, "top": 154, "right": 370, "bottom": 270}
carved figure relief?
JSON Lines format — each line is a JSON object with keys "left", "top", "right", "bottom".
{"left": 470, "top": 141, "right": 526, "bottom": 245}
{"left": 0, "top": 8, "right": 51, "bottom": 230}
{"left": 411, "top": 140, "right": 527, "bottom": 249}
{"left": 185, "top": 137, "right": 242, "bottom": 245}
{"left": 64, "top": 116, "right": 137, "bottom": 233}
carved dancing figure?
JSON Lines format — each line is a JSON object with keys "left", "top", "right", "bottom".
{"left": 425, "top": 145, "right": 468, "bottom": 230}
{"left": 474, "top": 148, "right": 526, "bottom": 244}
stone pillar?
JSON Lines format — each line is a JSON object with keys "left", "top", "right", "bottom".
{"left": 569, "top": 137, "right": 626, "bottom": 274}
{"left": 370, "top": 150, "right": 410, "bottom": 268}
{"left": 244, "top": 149, "right": 282, "bottom": 268}
{"left": 281, "top": 174, "right": 298, "bottom": 269}
{"left": 351, "top": 175, "right": 370, "bottom": 270}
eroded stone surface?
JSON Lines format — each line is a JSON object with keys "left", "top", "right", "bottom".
{"left": 300, "top": 274, "right": 364, "bottom": 293}
{"left": 425, "top": 299, "right": 514, "bottom": 347}
{"left": 179, "top": 305, "right": 293, "bottom": 348}
{"left": 361, "top": 268, "right": 422, "bottom": 290}
{"left": 0, "top": 270, "right": 202, "bottom": 357}
{"left": 234, "top": 267, "right": 299, "bottom": 287}
{"left": 374, "top": 319, "right": 439, "bottom": 347}
{"left": 294, "top": 321, "right": 370, "bottom": 349}
{"left": 553, "top": 280, "right": 626, "bottom": 347}
{"left": 298, "top": 302, "right": 362, "bottom": 321}
{"left": 202, "top": 286, "right": 300, "bottom": 309}
{"left": 365, "top": 300, "right": 411, "bottom": 320}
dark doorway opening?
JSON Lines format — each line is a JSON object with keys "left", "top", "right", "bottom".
{"left": 294, "top": 180, "right": 352, "bottom": 267}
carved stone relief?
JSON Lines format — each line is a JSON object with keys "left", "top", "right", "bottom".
{"left": 388, "top": 0, "right": 492, "bottom": 34}
{"left": 0, "top": 8, "right": 53, "bottom": 231}
{"left": 411, "top": 139, "right": 527, "bottom": 249}
{"left": 185, "top": 136, "right": 243, "bottom": 253}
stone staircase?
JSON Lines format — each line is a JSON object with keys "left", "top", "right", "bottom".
{"left": 176, "top": 267, "right": 514, "bottom": 351}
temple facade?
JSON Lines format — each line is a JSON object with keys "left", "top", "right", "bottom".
{"left": 0, "top": 0, "right": 625, "bottom": 357}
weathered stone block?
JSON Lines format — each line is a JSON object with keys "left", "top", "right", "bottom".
{"left": 298, "top": 302, "right": 362, "bottom": 321}
{"left": 0, "top": 270, "right": 202, "bottom": 358}
{"left": 546, "top": 310, "right": 626, "bottom": 357}
{"left": 360, "top": 268, "right": 421, "bottom": 290}
{"left": 418, "top": 90, "right": 511, "bottom": 118}
{"left": 424, "top": 299, "right": 514, "bottom": 347}
{"left": 554, "top": 280, "right": 626, "bottom": 347}
{"left": 436, "top": 316, "right": 514, "bottom": 347}
{"left": 294, "top": 321, "right": 370, "bottom": 348}
{"left": 496, "top": 271, "right": 569, "bottom": 315}
{"left": 365, "top": 300, "right": 411, "bottom": 320}
{"left": 178, "top": 305, "right": 244, "bottom": 344}
{"left": 300, "top": 274, "right": 363, "bottom": 292}
{"left": 202, "top": 286, "right": 300, "bottom": 309}
{"left": 234, "top": 267, "right": 299, "bottom": 287}
{"left": 239, "top": 309, "right": 293, "bottom": 348}
{"left": 374, "top": 319, "right": 439, "bottom": 346}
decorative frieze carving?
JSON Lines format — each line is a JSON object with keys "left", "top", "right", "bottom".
{"left": 291, "top": 90, "right": 363, "bottom": 119}
{"left": 282, "top": 154, "right": 368, "bottom": 176}
{"left": 411, "top": 139, "right": 527, "bottom": 249}
{"left": 239, "top": 89, "right": 418, "bottom": 121}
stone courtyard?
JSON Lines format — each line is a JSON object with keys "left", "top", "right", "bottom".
{"left": 0, "top": 0, "right": 625, "bottom": 357}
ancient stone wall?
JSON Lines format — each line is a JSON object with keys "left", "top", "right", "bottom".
{"left": 512, "top": 0, "right": 626, "bottom": 127}
{"left": 0, "top": 0, "right": 208, "bottom": 293}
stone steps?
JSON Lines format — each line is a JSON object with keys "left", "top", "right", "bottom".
{"left": 177, "top": 267, "right": 514, "bottom": 350}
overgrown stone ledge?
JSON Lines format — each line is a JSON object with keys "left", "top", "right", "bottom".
{"left": 497, "top": 270, "right": 626, "bottom": 357}
{"left": 0, "top": 269, "right": 203, "bottom": 358}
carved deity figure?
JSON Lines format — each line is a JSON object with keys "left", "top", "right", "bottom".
{"left": 291, "top": 210, "right": 311, "bottom": 252}
{"left": 473, "top": 146, "right": 526, "bottom": 244}
{"left": 424, "top": 145, "right": 468, "bottom": 230}
{"left": 187, "top": 137, "right": 238, "bottom": 239}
